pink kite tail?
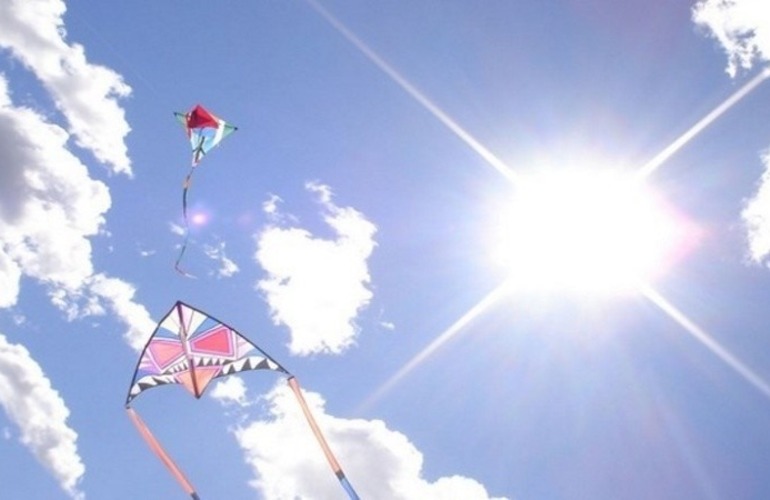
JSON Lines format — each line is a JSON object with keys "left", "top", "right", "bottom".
{"left": 287, "top": 377, "right": 360, "bottom": 500}
{"left": 126, "top": 407, "right": 201, "bottom": 499}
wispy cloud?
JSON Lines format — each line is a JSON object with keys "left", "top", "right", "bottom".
{"left": 226, "top": 382, "right": 506, "bottom": 500}
{"left": 169, "top": 222, "right": 186, "bottom": 236}
{"left": 86, "top": 274, "right": 156, "bottom": 351}
{"left": 204, "top": 241, "right": 240, "bottom": 278}
{"left": 0, "top": 333, "right": 85, "bottom": 499}
{"left": 255, "top": 182, "right": 377, "bottom": 355}
{"left": 0, "top": 0, "right": 132, "bottom": 174}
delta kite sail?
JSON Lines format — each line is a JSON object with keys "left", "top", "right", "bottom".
{"left": 125, "top": 301, "right": 360, "bottom": 499}
{"left": 173, "top": 104, "right": 237, "bottom": 277}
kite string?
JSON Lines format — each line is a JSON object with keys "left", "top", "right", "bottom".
{"left": 288, "top": 377, "right": 361, "bottom": 500}
{"left": 126, "top": 407, "right": 201, "bottom": 499}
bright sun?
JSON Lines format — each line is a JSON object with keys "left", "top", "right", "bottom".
{"left": 489, "top": 168, "right": 687, "bottom": 295}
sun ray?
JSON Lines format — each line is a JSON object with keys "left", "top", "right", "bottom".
{"left": 304, "top": 0, "right": 518, "bottom": 184}
{"left": 643, "top": 286, "right": 770, "bottom": 400}
{"left": 357, "top": 281, "right": 510, "bottom": 413}
{"left": 310, "top": 0, "right": 770, "bottom": 410}
{"left": 636, "top": 67, "right": 770, "bottom": 180}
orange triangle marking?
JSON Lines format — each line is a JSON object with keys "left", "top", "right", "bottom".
{"left": 177, "top": 366, "right": 222, "bottom": 397}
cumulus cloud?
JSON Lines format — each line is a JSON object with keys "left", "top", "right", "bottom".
{"left": 230, "top": 382, "right": 506, "bottom": 500}
{"left": 0, "top": 333, "right": 85, "bottom": 499}
{"left": 0, "top": 74, "right": 108, "bottom": 301}
{"left": 693, "top": 0, "right": 770, "bottom": 77}
{"left": 0, "top": 73, "right": 153, "bottom": 342}
{"left": 0, "top": 0, "right": 132, "bottom": 174}
{"left": 0, "top": 67, "right": 154, "bottom": 496}
{"left": 0, "top": 6, "right": 158, "bottom": 498}
{"left": 255, "top": 182, "right": 377, "bottom": 355}
{"left": 0, "top": 75, "right": 153, "bottom": 343}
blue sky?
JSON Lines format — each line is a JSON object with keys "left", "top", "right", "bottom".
{"left": 2, "top": 1, "right": 770, "bottom": 499}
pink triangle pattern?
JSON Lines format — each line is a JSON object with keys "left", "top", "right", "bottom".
{"left": 146, "top": 339, "right": 186, "bottom": 372}
{"left": 190, "top": 325, "right": 235, "bottom": 358}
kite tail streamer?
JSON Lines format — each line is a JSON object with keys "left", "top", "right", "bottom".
{"left": 126, "top": 407, "right": 201, "bottom": 500}
{"left": 287, "top": 377, "right": 361, "bottom": 500}
{"left": 174, "top": 167, "right": 197, "bottom": 278}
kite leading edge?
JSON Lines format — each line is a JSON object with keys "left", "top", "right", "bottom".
{"left": 173, "top": 105, "right": 237, "bottom": 277}
{"left": 125, "top": 301, "right": 360, "bottom": 499}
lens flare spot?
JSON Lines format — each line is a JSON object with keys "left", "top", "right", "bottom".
{"left": 190, "top": 210, "right": 211, "bottom": 227}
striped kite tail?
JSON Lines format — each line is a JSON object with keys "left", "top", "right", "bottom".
{"left": 287, "top": 376, "right": 361, "bottom": 500}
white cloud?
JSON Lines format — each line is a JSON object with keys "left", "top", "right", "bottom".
{"left": 0, "top": 250, "right": 22, "bottom": 308}
{"left": 210, "top": 376, "right": 249, "bottom": 407}
{"left": 693, "top": 2, "right": 770, "bottom": 264}
{"left": 204, "top": 241, "right": 240, "bottom": 278}
{"left": 743, "top": 153, "right": 770, "bottom": 263}
{"left": 0, "top": 75, "right": 153, "bottom": 349}
{"left": 0, "top": 332, "right": 85, "bottom": 499}
{"left": 0, "top": 0, "right": 132, "bottom": 174}
{"left": 255, "top": 182, "right": 377, "bottom": 356}
{"left": 0, "top": 7, "right": 156, "bottom": 498}
{"left": 693, "top": 0, "right": 770, "bottom": 77}
{"left": 0, "top": 74, "right": 108, "bottom": 300}
{"left": 263, "top": 194, "right": 282, "bottom": 216}
{"left": 169, "top": 222, "right": 186, "bottom": 236}
{"left": 231, "top": 382, "right": 506, "bottom": 500}
{"left": 0, "top": 67, "right": 153, "bottom": 494}
{"left": 86, "top": 274, "right": 155, "bottom": 352}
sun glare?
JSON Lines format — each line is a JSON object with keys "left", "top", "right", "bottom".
{"left": 489, "top": 169, "right": 686, "bottom": 295}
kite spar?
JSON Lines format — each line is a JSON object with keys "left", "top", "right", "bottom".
{"left": 125, "top": 301, "right": 360, "bottom": 499}
{"left": 173, "top": 105, "right": 237, "bottom": 277}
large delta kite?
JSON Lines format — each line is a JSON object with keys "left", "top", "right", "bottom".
{"left": 126, "top": 301, "right": 360, "bottom": 499}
